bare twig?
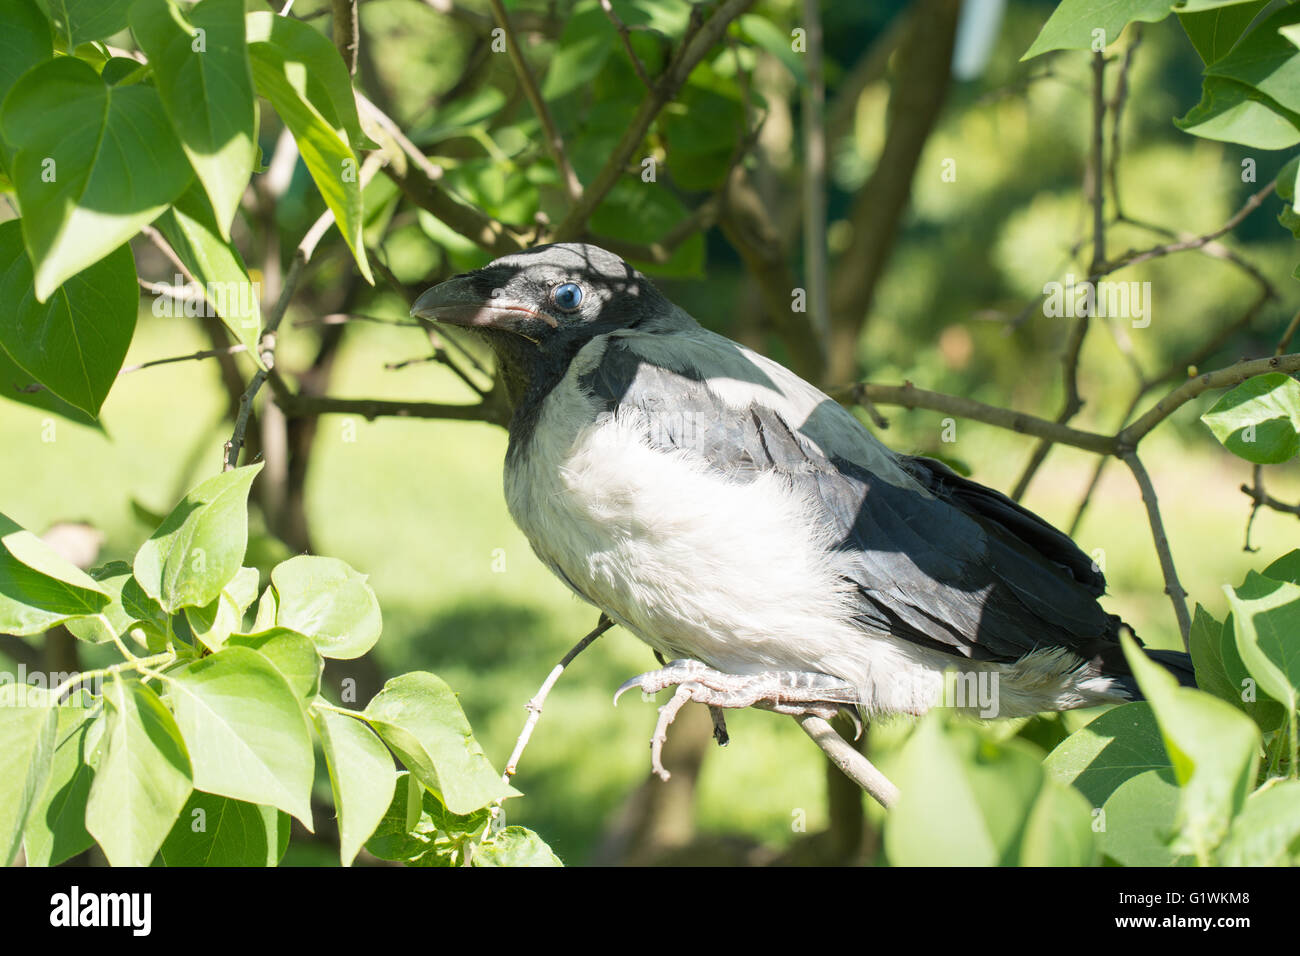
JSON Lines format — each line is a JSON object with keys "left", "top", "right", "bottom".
{"left": 832, "top": 382, "right": 1115, "bottom": 454}
{"left": 1010, "top": 50, "right": 1107, "bottom": 501}
{"left": 503, "top": 615, "right": 614, "bottom": 780}
{"left": 487, "top": 0, "right": 583, "bottom": 203}
{"left": 276, "top": 393, "right": 507, "bottom": 426}
{"left": 1103, "top": 177, "right": 1278, "bottom": 276}
{"left": 224, "top": 154, "right": 386, "bottom": 470}
{"left": 119, "top": 345, "right": 249, "bottom": 376}
{"left": 331, "top": 0, "right": 359, "bottom": 74}
{"left": 1119, "top": 353, "right": 1300, "bottom": 448}
{"left": 598, "top": 0, "right": 651, "bottom": 89}
{"left": 796, "top": 714, "right": 898, "bottom": 810}
{"left": 552, "top": 0, "right": 757, "bottom": 241}
{"left": 1121, "top": 451, "right": 1191, "bottom": 648}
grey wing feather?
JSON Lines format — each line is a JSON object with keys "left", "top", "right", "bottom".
{"left": 579, "top": 333, "right": 1123, "bottom": 667}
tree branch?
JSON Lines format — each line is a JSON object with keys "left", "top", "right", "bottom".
{"left": 598, "top": 0, "right": 651, "bottom": 89}
{"left": 276, "top": 393, "right": 507, "bottom": 427}
{"left": 1121, "top": 451, "right": 1191, "bottom": 648}
{"left": 552, "top": 0, "right": 757, "bottom": 241}
{"left": 796, "top": 714, "right": 898, "bottom": 810}
{"left": 487, "top": 0, "right": 583, "bottom": 203}
{"left": 331, "top": 0, "right": 359, "bottom": 74}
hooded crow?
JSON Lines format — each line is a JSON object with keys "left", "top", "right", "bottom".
{"left": 412, "top": 243, "right": 1194, "bottom": 773}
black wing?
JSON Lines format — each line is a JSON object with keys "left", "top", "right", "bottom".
{"left": 580, "top": 334, "right": 1126, "bottom": 668}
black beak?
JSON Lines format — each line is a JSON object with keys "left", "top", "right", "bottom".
{"left": 410, "top": 273, "right": 557, "bottom": 330}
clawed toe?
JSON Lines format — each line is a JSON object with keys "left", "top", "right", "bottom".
{"left": 612, "top": 659, "right": 863, "bottom": 780}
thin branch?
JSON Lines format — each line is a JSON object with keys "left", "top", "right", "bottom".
{"left": 502, "top": 615, "right": 614, "bottom": 780}
{"left": 1121, "top": 451, "right": 1191, "bottom": 649}
{"left": 1010, "top": 50, "right": 1107, "bottom": 501}
{"left": 224, "top": 154, "right": 386, "bottom": 470}
{"left": 598, "top": 0, "right": 651, "bottom": 89}
{"left": 552, "top": 0, "right": 757, "bottom": 241}
{"left": 1101, "top": 176, "right": 1278, "bottom": 278}
{"left": 831, "top": 381, "right": 1116, "bottom": 455}
{"left": 331, "top": 0, "right": 359, "bottom": 74}
{"left": 1119, "top": 353, "right": 1300, "bottom": 449}
{"left": 796, "top": 714, "right": 898, "bottom": 810}
{"left": 487, "top": 0, "right": 583, "bottom": 203}
{"left": 119, "top": 345, "right": 248, "bottom": 376}
{"left": 276, "top": 393, "right": 506, "bottom": 426}
{"left": 1106, "top": 26, "right": 1141, "bottom": 221}
{"left": 1241, "top": 480, "right": 1300, "bottom": 519}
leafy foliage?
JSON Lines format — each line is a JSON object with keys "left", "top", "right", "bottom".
{"left": 0, "top": 473, "right": 555, "bottom": 867}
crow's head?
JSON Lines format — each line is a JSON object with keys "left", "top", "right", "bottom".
{"left": 411, "top": 244, "right": 671, "bottom": 404}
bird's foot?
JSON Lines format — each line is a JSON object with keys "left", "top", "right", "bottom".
{"left": 613, "top": 659, "right": 862, "bottom": 781}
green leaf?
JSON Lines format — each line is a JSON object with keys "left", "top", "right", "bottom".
{"left": 167, "top": 646, "right": 314, "bottom": 827}
{"left": 589, "top": 179, "right": 704, "bottom": 278}
{"left": 157, "top": 790, "right": 289, "bottom": 866}
{"left": 1023, "top": 0, "right": 1173, "bottom": 59}
{"left": 132, "top": 463, "right": 262, "bottom": 614}
{"left": 1204, "top": 5, "right": 1300, "bottom": 116}
{"left": 365, "top": 771, "right": 491, "bottom": 866}
{"left": 0, "top": 510, "right": 109, "bottom": 636}
{"left": 266, "top": 555, "right": 381, "bottom": 660}
{"left": 472, "top": 826, "right": 562, "bottom": 866}
{"left": 65, "top": 562, "right": 132, "bottom": 644}
{"left": 0, "top": 0, "right": 52, "bottom": 108}
{"left": 1201, "top": 372, "right": 1300, "bottom": 463}
{"left": 1178, "top": 0, "right": 1268, "bottom": 65}
{"left": 0, "top": 683, "right": 57, "bottom": 865}
{"left": 36, "top": 0, "right": 133, "bottom": 46}
{"left": 85, "top": 678, "right": 192, "bottom": 867}
{"left": 1044, "top": 701, "right": 1172, "bottom": 807}
{"left": 312, "top": 708, "right": 396, "bottom": 866}
{"left": 226, "top": 627, "right": 321, "bottom": 703}
{"left": 1263, "top": 548, "right": 1300, "bottom": 584}
{"left": 244, "top": 11, "right": 371, "bottom": 152}
{"left": 22, "top": 702, "right": 94, "bottom": 866}
{"left": 1220, "top": 611, "right": 1288, "bottom": 732}
{"left": 0, "top": 56, "right": 192, "bottom": 299}
{"left": 184, "top": 565, "right": 259, "bottom": 651}
{"left": 1175, "top": 75, "right": 1300, "bottom": 149}
{"left": 1217, "top": 780, "right": 1300, "bottom": 865}
{"left": 245, "top": 11, "right": 371, "bottom": 282}
{"left": 364, "top": 672, "right": 518, "bottom": 815}
{"left": 1099, "top": 767, "right": 1193, "bottom": 866}
{"left": 1188, "top": 604, "right": 1241, "bottom": 705}
{"left": 155, "top": 183, "right": 263, "bottom": 360}
{"left": 541, "top": 1, "right": 615, "bottom": 100}
{"left": 1224, "top": 571, "right": 1300, "bottom": 712}
{"left": 885, "top": 713, "right": 1095, "bottom": 866}
{"left": 0, "top": 220, "right": 138, "bottom": 417}
{"left": 130, "top": 0, "right": 256, "bottom": 240}
{"left": 0, "top": 341, "right": 100, "bottom": 426}
{"left": 1120, "top": 631, "right": 1261, "bottom": 861}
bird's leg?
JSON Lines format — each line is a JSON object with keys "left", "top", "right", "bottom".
{"left": 614, "top": 659, "right": 861, "bottom": 780}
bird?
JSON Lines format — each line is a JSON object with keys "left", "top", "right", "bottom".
{"left": 411, "top": 242, "right": 1195, "bottom": 780}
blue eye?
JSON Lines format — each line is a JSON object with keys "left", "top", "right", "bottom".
{"left": 552, "top": 282, "right": 583, "bottom": 312}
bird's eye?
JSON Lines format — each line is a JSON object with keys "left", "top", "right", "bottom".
{"left": 552, "top": 282, "right": 584, "bottom": 312}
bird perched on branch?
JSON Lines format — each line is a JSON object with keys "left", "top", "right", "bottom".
{"left": 412, "top": 243, "right": 1194, "bottom": 779}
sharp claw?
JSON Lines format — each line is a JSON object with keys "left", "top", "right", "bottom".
{"left": 842, "top": 705, "right": 864, "bottom": 741}
{"left": 613, "top": 675, "right": 644, "bottom": 706}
